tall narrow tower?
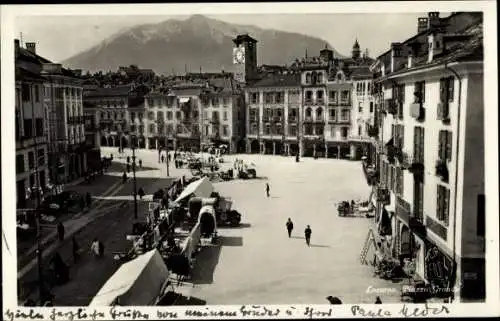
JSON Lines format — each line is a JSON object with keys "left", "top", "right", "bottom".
{"left": 232, "top": 34, "right": 258, "bottom": 84}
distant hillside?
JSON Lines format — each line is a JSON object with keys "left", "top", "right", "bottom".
{"left": 63, "top": 14, "right": 345, "bottom": 74}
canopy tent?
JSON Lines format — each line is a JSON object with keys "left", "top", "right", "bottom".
{"left": 198, "top": 205, "right": 217, "bottom": 237}
{"left": 174, "top": 176, "right": 213, "bottom": 204}
{"left": 89, "top": 249, "right": 169, "bottom": 306}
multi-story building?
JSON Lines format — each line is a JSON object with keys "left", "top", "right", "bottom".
{"left": 370, "top": 12, "right": 484, "bottom": 302}
{"left": 15, "top": 46, "right": 49, "bottom": 208}
{"left": 15, "top": 40, "right": 87, "bottom": 185}
{"left": 243, "top": 36, "right": 375, "bottom": 159}
{"left": 84, "top": 75, "right": 246, "bottom": 153}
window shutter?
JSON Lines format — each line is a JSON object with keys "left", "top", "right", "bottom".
{"left": 418, "top": 182, "right": 424, "bottom": 219}
{"left": 448, "top": 77, "right": 454, "bottom": 102}
{"left": 400, "top": 125, "right": 405, "bottom": 148}
{"left": 413, "top": 127, "right": 418, "bottom": 161}
{"left": 400, "top": 84, "right": 405, "bottom": 103}
{"left": 438, "top": 130, "right": 446, "bottom": 160}
{"left": 446, "top": 131, "right": 453, "bottom": 162}
{"left": 439, "top": 78, "right": 445, "bottom": 102}
{"left": 419, "top": 127, "right": 425, "bottom": 163}
{"left": 444, "top": 188, "right": 450, "bottom": 225}
{"left": 436, "top": 185, "right": 442, "bottom": 221}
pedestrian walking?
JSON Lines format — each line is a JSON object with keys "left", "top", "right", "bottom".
{"left": 90, "top": 239, "right": 100, "bottom": 258}
{"left": 286, "top": 218, "right": 294, "bottom": 238}
{"left": 57, "top": 222, "right": 65, "bottom": 241}
{"left": 86, "top": 192, "right": 92, "bottom": 208}
{"left": 122, "top": 172, "right": 127, "bottom": 183}
{"left": 138, "top": 187, "right": 145, "bottom": 200}
{"left": 139, "top": 159, "right": 143, "bottom": 168}
{"left": 127, "top": 156, "right": 130, "bottom": 164}
{"left": 127, "top": 163, "right": 131, "bottom": 173}
{"left": 266, "top": 183, "right": 270, "bottom": 198}
{"left": 161, "top": 155, "right": 165, "bottom": 163}
{"left": 304, "top": 225, "right": 312, "bottom": 246}
{"left": 72, "top": 237, "right": 80, "bottom": 263}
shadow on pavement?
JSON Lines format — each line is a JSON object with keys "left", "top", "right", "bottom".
{"left": 108, "top": 161, "right": 158, "bottom": 173}
{"left": 190, "top": 244, "right": 222, "bottom": 285}
{"left": 218, "top": 236, "right": 243, "bottom": 247}
{"left": 218, "top": 222, "right": 252, "bottom": 229}
{"left": 310, "top": 244, "right": 331, "bottom": 248}
{"left": 112, "top": 177, "right": 176, "bottom": 197}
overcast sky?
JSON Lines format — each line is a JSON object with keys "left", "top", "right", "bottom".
{"left": 15, "top": 13, "right": 450, "bottom": 62}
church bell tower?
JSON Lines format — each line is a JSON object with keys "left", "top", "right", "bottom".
{"left": 232, "top": 34, "right": 258, "bottom": 84}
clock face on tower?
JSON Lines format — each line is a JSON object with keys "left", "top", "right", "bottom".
{"left": 233, "top": 47, "right": 245, "bottom": 64}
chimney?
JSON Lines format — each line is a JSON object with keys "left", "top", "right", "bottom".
{"left": 427, "top": 12, "right": 441, "bottom": 30}
{"left": 390, "top": 42, "right": 404, "bottom": 73}
{"left": 417, "top": 17, "right": 428, "bottom": 33}
{"left": 25, "top": 42, "right": 36, "bottom": 54}
{"left": 427, "top": 29, "right": 444, "bottom": 63}
{"left": 14, "top": 39, "right": 20, "bottom": 58}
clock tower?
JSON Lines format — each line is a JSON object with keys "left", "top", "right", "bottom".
{"left": 232, "top": 34, "right": 258, "bottom": 85}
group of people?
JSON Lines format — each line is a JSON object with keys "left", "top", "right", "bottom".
{"left": 285, "top": 218, "right": 312, "bottom": 246}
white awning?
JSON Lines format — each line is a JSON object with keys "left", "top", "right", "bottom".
{"left": 179, "top": 97, "right": 191, "bottom": 104}
{"left": 174, "top": 176, "right": 213, "bottom": 204}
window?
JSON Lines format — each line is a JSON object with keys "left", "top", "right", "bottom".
{"left": 439, "top": 77, "right": 455, "bottom": 103}
{"left": 315, "top": 124, "right": 324, "bottom": 136}
{"left": 305, "top": 108, "right": 312, "bottom": 118}
{"left": 329, "top": 91, "right": 338, "bottom": 103}
{"left": 341, "top": 91, "right": 349, "bottom": 104}
{"left": 358, "top": 126, "right": 362, "bottom": 136}
{"left": 396, "top": 167, "right": 404, "bottom": 195}
{"left": 276, "top": 92, "right": 284, "bottom": 104}
{"left": 223, "top": 111, "right": 228, "bottom": 121}
{"left": 358, "top": 103, "right": 363, "bottom": 112}
{"left": 306, "top": 73, "right": 311, "bottom": 84}
{"left": 265, "top": 93, "right": 273, "bottom": 104}
{"left": 22, "top": 84, "right": 31, "bottom": 101}
{"left": 477, "top": 194, "right": 485, "bottom": 236}
{"left": 413, "top": 181, "right": 424, "bottom": 221}
{"left": 437, "top": 184, "right": 450, "bottom": 226}
{"left": 289, "top": 124, "right": 297, "bottom": 136}
{"left": 317, "top": 91, "right": 324, "bottom": 101}
{"left": 330, "top": 125, "right": 336, "bottom": 137}
{"left": 306, "top": 91, "right": 313, "bottom": 102}
{"left": 28, "top": 152, "right": 35, "bottom": 169}
{"left": 223, "top": 125, "right": 229, "bottom": 136}
{"left": 23, "top": 119, "right": 33, "bottom": 137}
{"left": 367, "top": 82, "right": 371, "bottom": 94}
{"left": 35, "top": 118, "right": 43, "bottom": 136}
{"left": 370, "top": 102, "right": 374, "bottom": 113}
{"left": 176, "top": 111, "right": 181, "bottom": 119}
{"left": 37, "top": 149, "right": 45, "bottom": 166}
{"left": 341, "top": 127, "right": 348, "bottom": 138}
{"left": 212, "top": 111, "right": 219, "bottom": 122}
{"left": 157, "top": 111, "right": 164, "bottom": 122}
{"left": 438, "top": 130, "right": 453, "bottom": 162}
{"left": 304, "top": 124, "right": 313, "bottom": 135}
{"left": 316, "top": 107, "right": 323, "bottom": 119}
{"left": 250, "top": 123, "right": 258, "bottom": 135}
{"left": 276, "top": 124, "right": 283, "bottom": 135}
{"left": 250, "top": 93, "right": 259, "bottom": 104}
{"left": 414, "top": 126, "right": 425, "bottom": 163}
{"left": 414, "top": 81, "right": 425, "bottom": 103}
{"left": 167, "top": 111, "right": 172, "bottom": 120}
{"left": 265, "top": 124, "right": 271, "bottom": 135}
{"left": 337, "top": 73, "right": 342, "bottom": 81}
{"left": 34, "top": 85, "right": 40, "bottom": 102}
{"left": 341, "top": 109, "right": 350, "bottom": 121}
{"left": 16, "top": 154, "right": 25, "bottom": 174}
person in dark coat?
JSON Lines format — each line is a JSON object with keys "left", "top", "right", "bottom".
{"left": 296, "top": 154, "right": 300, "bottom": 162}
{"left": 122, "top": 172, "right": 127, "bottom": 183}
{"left": 57, "top": 222, "right": 65, "bottom": 241}
{"left": 72, "top": 236, "right": 80, "bottom": 263}
{"left": 304, "top": 225, "right": 312, "bottom": 246}
{"left": 86, "top": 192, "right": 92, "bottom": 208}
{"left": 286, "top": 218, "right": 294, "bottom": 238}
{"left": 126, "top": 163, "right": 131, "bottom": 173}
{"left": 79, "top": 196, "right": 85, "bottom": 212}
{"left": 138, "top": 187, "right": 145, "bottom": 200}
{"left": 139, "top": 159, "right": 143, "bottom": 168}
{"left": 127, "top": 156, "right": 130, "bottom": 164}
{"left": 266, "top": 183, "right": 270, "bottom": 198}
{"left": 161, "top": 155, "right": 165, "bottom": 163}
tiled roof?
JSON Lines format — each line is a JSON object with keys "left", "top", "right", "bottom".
{"left": 17, "top": 45, "right": 80, "bottom": 79}
{"left": 84, "top": 86, "right": 131, "bottom": 98}
{"left": 250, "top": 74, "right": 301, "bottom": 88}
{"left": 350, "top": 66, "right": 373, "bottom": 79}
{"left": 16, "top": 66, "right": 47, "bottom": 82}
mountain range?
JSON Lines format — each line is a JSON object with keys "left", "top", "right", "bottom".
{"left": 62, "top": 15, "right": 345, "bottom": 74}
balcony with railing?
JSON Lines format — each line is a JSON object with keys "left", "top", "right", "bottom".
{"left": 304, "top": 98, "right": 314, "bottom": 105}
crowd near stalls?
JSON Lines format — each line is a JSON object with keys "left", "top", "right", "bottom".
{"left": 93, "top": 176, "right": 240, "bottom": 306}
